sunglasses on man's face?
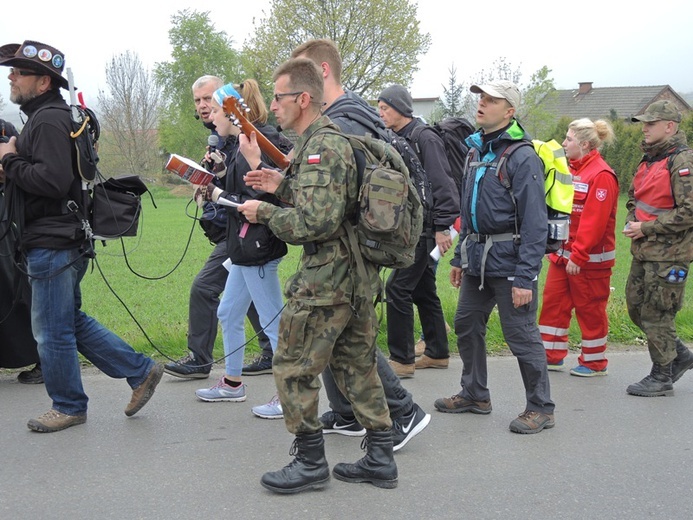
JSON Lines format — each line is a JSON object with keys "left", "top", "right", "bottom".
{"left": 10, "top": 68, "right": 43, "bottom": 77}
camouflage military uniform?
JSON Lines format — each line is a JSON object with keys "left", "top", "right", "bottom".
{"left": 625, "top": 131, "right": 693, "bottom": 364}
{"left": 254, "top": 115, "right": 391, "bottom": 434}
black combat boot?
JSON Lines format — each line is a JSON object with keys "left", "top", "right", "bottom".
{"left": 260, "top": 432, "right": 330, "bottom": 494}
{"left": 672, "top": 339, "right": 693, "bottom": 383}
{"left": 332, "top": 429, "right": 398, "bottom": 489}
{"left": 627, "top": 362, "right": 674, "bottom": 397}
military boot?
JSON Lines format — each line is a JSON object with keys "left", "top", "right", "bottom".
{"left": 672, "top": 339, "right": 693, "bottom": 383}
{"left": 332, "top": 429, "right": 398, "bottom": 489}
{"left": 627, "top": 362, "right": 674, "bottom": 397}
{"left": 260, "top": 432, "right": 330, "bottom": 494}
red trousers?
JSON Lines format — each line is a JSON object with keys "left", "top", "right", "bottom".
{"left": 539, "top": 262, "right": 611, "bottom": 371}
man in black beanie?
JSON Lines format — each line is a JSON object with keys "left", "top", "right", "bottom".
{"left": 378, "top": 84, "right": 459, "bottom": 378}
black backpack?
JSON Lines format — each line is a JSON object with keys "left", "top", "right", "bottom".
{"left": 410, "top": 117, "right": 475, "bottom": 191}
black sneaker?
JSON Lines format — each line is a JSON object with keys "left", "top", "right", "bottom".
{"left": 320, "top": 410, "right": 366, "bottom": 436}
{"left": 242, "top": 354, "right": 273, "bottom": 376}
{"left": 392, "top": 403, "right": 431, "bottom": 452}
{"left": 18, "top": 364, "right": 44, "bottom": 385}
{"left": 164, "top": 353, "right": 211, "bottom": 379}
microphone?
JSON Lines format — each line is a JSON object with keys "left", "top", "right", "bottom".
{"left": 194, "top": 111, "right": 200, "bottom": 120}
{"left": 209, "top": 186, "right": 241, "bottom": 208}
{"left": 208, "top": 134, "right": 219, "bottom": 153}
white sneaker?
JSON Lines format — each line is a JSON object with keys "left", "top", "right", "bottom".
{"left": 252, "top": 394, "right": 283, "bottom": 419}
{"left": 195, "top": 377, "right": 246, "bottom": 402}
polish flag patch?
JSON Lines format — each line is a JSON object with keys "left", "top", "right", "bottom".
{"left": 679, "top": 168, "right": 690, "bottom": 176}
{"left": 596, "top": 188, "right": 607, "bottom": 201}
{"left": 307, "top": 154, "right": 322, "bottom": 164}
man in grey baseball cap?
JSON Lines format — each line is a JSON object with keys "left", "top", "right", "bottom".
{"left": 470, "top": 80, "right": 521, "bottom": 109}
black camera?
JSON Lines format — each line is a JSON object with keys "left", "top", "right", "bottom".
{"left": 0, "top": 135, "right": 9, "bottom": 144}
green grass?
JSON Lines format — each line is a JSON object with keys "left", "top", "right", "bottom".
{"left": 81, "top": 189, "right": 693, "bottom": 362}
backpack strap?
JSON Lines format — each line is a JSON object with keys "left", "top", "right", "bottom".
{"left": 408, "top": 124, "right": 436, "bottom": 160}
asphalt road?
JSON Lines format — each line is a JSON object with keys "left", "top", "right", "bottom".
{"left": 2, "top": 350, "right": 693, "bottom": 520}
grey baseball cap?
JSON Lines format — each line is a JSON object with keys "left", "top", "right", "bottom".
{"left": 470, "top": 80, "right": 521, "bottom": 109}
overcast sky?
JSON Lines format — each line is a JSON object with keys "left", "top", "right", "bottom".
{"left": 1, "top": 0, "right": 691, "bottom": 126}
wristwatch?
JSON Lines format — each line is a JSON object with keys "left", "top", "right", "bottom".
{"left": 440, "top": 229, "right": 451, "bottom": 236}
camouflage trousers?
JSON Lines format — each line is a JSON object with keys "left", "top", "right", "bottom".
{"left": 626, "top": 259, "right": 688, "bottom": 364}
{"left": 273, "top": 297, "right": 391, "bottom": 434}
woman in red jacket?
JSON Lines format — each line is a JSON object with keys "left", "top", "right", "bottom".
{"left": 539, "top": 118, "right": 618, "bottom": 376}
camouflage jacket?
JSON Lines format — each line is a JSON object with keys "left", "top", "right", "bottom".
{"left": 626, "top": 131, "right": 693, "bottom": 263}
{"left": 256, "top": 115, "right": 377, "bottom": 305}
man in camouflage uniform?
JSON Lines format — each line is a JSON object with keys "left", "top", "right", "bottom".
{"left": 237, "top": 58, "right": 397, "bottom": 493}
{"left": 625, "top": 100, "right": 693, "bottom": 397}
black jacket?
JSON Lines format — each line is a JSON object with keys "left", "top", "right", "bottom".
{"left": 2, "top": 90, "right": 84, "bottom": 250}
{"left": 223, "top": 123, "right": 291, "bottom": 266}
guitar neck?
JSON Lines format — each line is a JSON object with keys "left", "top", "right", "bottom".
{"left": 239, "top": 122, "right": 290, "bottom": 170}
{"left": 223, "top": 98, "right": 289, "bottom": 169}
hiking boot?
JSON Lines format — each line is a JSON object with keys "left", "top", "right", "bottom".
{"left": 570, "top": 364, "right": 608, "bottom": 377}
{"left": 261, "top": 432, "right": 330, "bottom": 494}
{"left": 164, "top": 353, "right": 211, "bottom": 379}
{"left": 252, "top": 394, "right": 283, "bottom": 419}
{"left": 125, "top": 363, "right": 164, "bottom": 416}
{"left": 17, "top": 363, "right": 43, "bottom": 384}
{"left": 509, "top": 410, "right": 555, "bottom": 434}
{"left": 333, "top": 430, "right": 398, "bottom": 489}
{"left": 434, "top": 393, "right": 492, "bottom": 414}
{"left": 547, "top": 360, "right": 565, "bottom": 372}
{"left": 414, "top": 339, "right": 426, "bottom": 357}
{"left": 392, "top": 403, "right": 431, "bottom": 452}
{"left": 242, "top": 354, "right": 273, "bottom": 376}
{"left": 320, "top": 411, "right": 365, "bottom": 436}
{"left": 27, "top": 409, "right": 87, "bottom": 433}
{"left": 195, "top": 376, "right": 246, "bottom": 402}
{"left": 388, "top": 359, "right": 414, "bottom": 379}
{"left": 414, "top": 354, "right": 449, "bottom": 369}
{"left": 627, "top": 362, "right": 674, "bottom": 397}
{"left": 672, "top": 339, "right": 693, "bottom": 383}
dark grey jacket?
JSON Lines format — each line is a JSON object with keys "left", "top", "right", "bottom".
{"left": 453, "top": 120, "right": 547, "bottom": 289}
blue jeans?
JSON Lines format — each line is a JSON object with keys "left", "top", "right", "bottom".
{"left": 27, "top": 248, "right": 154, "bottom": 416}
{"left": 217, "top": 259, "right": 283, "bottom": 377}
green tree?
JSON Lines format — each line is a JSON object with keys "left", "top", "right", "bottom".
{"left": 242, "top": 0, "right": 431, "bottom": 100}
{"left": 518, "top": 66, "right": 557, "bottom": 141}
{"left": 154, "top": 9, "right": 243, "bottom": 162}
{"left": 601, "top": 118, "right": 646, "bottom": 192}
{"left": 680, "top": 111, "right": 693, "bottom": 144}
{"left": 430, "top": 65, "right": 465, "bottom": 122}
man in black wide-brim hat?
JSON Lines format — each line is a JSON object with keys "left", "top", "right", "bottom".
{"left": 0, "top": 40, "right": 164, "bottom": 433}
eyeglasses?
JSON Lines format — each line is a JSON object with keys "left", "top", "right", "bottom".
{"left": 9, "top": 68, "right": 43, "bottom": 77}
{"left": 273, "top": 91, "right": 304, "bottom": 103}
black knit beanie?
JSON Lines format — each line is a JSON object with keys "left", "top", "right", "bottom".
{"left": 378, "top": 84, "right": 413, "bottom": 117}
